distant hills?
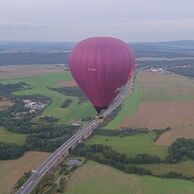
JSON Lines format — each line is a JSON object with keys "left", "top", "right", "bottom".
{"left": 0, "top": 40, "right": 194, "bottom": 66}
{"left": 131, "top": 40, "right": 194, "bottom": 58}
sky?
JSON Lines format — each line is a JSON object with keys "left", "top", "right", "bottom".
{"left": 0, "top": 0, "right": 194, "bottom": 42}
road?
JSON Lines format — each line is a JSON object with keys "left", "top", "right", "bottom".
{"left": 16, "top": 76, "right": 134, "bottom": 194}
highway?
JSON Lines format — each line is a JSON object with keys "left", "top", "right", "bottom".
{"left": 16, "top": 76, "right": 134, "bottom": 194}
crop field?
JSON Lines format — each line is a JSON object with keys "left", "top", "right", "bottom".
{"left": 87, "top": 133, "right": 168, "bottom": 159}
{"left": 0, "top": 127, "right": 26, "bottom": 145}
{"left": 137, "top": 71, "right": 194, "bottom": 102}
{"left": 120, "top": 102, "right": 194, "bottom": 130}
{"left": 156, "top": 125, "right": 194, "bottom": 145}
{"left": 0, "top": 151, "right": 50, "bottom": 194}
{"left": 110, "top": 70, "right": 194, "bottom": 145}
{"left": 0, "top": 64, "right": 65, "bottom": 79}
{"left": 0, "top": 71, "right": 96, "bottom": 123}
{"left": 63, "top": 161, "right": 194, "bottom": 194}
{"left": 104, "top": 70, "right": 194, "bottom": 129}
{"left": 138, "top": 160, "right": 194, "bottom": 177}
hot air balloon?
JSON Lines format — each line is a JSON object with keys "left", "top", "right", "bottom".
{"left": 68, "top": 37, "right": 135, "bottom": 114}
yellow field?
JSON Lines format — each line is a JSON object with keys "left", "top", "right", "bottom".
{"left": 0, "top": 151, "right": 50, "bottom": 194}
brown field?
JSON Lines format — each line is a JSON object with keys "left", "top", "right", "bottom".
{"left": 0, "top": 65, "right": 65, "bottom": 79}
{"left": 121, "top": 102, "right": 194, "bottom": 130}
{"left": 57, "top": 80, "right": 77, "bottom": 87}
{"left": 0, "top": 151, "right": 50, "bottom": 194}
{"left": 156, "top": 125, "right": 194, "bottom": 145}
{"left": 136, "top": 71, "right": 194, "bottom": 101}
{"left": 0, "top": 98, "right": 13, "bottom": 110}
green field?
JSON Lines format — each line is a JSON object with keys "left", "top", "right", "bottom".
{"left": 138, "top": 160, "right": 194, "bottom": 177}
{"left": 0, "top": 72, "right": 96, "bottom": 123}
{"left": 64, "top": 161, "right": 194, "bottom": 194}
{"left": 105, "top": 84, "right": 141, "bottom": 129}
{"left": 87, "top": 133, "right": 168, "bottom": 159}
{"left": 0, "top": 127, "right": 26, "bottom": 145}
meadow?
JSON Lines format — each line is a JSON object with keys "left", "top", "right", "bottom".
{"left": 105, "top": 84, "right": 141, "bottom": 129}
{"left": 138, "top": 160, "right": 194, "bottom": 177}
{"left": 87, "top": 133, "right": 168, "bottom": 159}
{"left": 0, "top": 71, "right": 96, "bottom": 123}
{"left": 64, "top": 161, "right": 194, "bottom": 194}
{"left": 0, "top": 127, "right": 26, "bottom": 145}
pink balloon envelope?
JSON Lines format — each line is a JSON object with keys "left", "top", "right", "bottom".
{"left": 68, "top": 37, "right": 135, "bottom": 113}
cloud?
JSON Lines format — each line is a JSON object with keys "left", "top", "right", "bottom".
{"left": 0, "top": 0, "right": 194, "bottom": 41}
{"left": 0, "top": 21, "right": 49, "bottom": 33}
{"left": 0, "top": 21, "right": 48, "bottom": 27}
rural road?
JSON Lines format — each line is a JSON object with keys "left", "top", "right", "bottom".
{"left": 16, "top": 73, "right": 135, "bottom": 194}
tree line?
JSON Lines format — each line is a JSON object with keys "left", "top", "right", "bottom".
{"left": 52, "top": 87, "right": 87, "bottom": 104}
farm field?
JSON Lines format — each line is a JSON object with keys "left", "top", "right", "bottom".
{"left": 0, "top": 127, "right": 26, "bottom": 145}
{"left": 156, "top": 125, "right": 194, "bottom": 145}
{"left": 0, "top": 151, "right": 50, "bottom": 194}
{"left": 137, "top": 71, "right": 194, "bottom": 102}
{"left": 138, "top": 160, "right": 194, "bottom": 177}
{"left": 0, "top": 64, "right": 65, "bottom": 79}
{"left": 0, "top": 71, "right": 96, "bottom": 123}
{"left": 64, "top": 161, "right": 194, "bottom": 194}
{"left": 87, "top": 133, "right": 168, "bottom": 159}
{"left": 106, "top": 70, "right": 194, "bottom": 130}
{"left": 101, "top": 70, "right": 194, "bottom": 146}
{"left": 120, "top": 102, "right": 194, "bottom": 130}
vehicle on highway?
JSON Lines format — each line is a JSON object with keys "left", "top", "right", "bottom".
{"left": 98, "top": 114, "right": 104, "bottom": 119}
{"left": 32, "top": 170, "right": 38, "bottom": 174}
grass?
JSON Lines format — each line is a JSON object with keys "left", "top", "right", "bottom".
{"left": 138, "top": 160, "right": 194, "bottom": 177}
{"left": 0, "top": 151, "right": 50, "bottom": 194}
{"left": 105, "top": 84, "right": 141, "bottom": 129}
{"left": 87, "top": 133, "right": 168, "bottom": 159}
{"left": 63, "top": 160, "right": 194, "bottom": 194}
{"left": 0, "top": 72, "right": 96, "bottom": 123}
{"left": 0, "top": 127, "right": 26, "bottom": 145}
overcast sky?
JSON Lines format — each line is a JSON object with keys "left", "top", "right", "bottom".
{"left": 0, "top": 0, "right": 194, "bottom": 42}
